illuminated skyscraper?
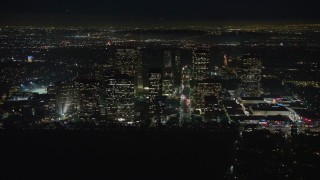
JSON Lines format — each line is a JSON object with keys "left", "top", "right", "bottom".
{"left": 115, "top": 48, "right": 143, "bottom": 89}
{"left": 115, "top": 49, "right": 139, "bottom": 76}
{"left": 173, "top": 50, "right": 182, "bottom": 85}
{"left": 135, "top": 48, "right": 144, "bottom": 90}
{"left": 164, "top": 50, "right": 173, "bottom": 68}
{"left": 163, "top": 50, "right": 174, "bottom": 97}
{"left": 194, "top": 79, "right": 222, "bottom": 114}
{"left": 153, "top": 96, "right": 167, "bottom": 123}
{"left": 148, "top": 68, "right": 163, "bottom": 116}
{"left": 105, "top": 74, "right": 135, "bottom": 122}
{"left": 204, "top": 96, "right": 219, "bottom": 121}
{"left": 192, "top": 49, "right": 210, "bottom": 81}
{"left": 164, "top": 50, "right": 172, "bottom": 68}
{"left": 38, "top": 94, "right": 56, "bottom": 122}
{"left": 76, "top": 79, "right": 100, "bottom": 121}
{"left": 163, "top": 50, "right": 182, "bottom": 87}
{"left": 238, "top": 55, "right": 262, "bottom": 97}
{"left": 55, "top": 81, "right": 79, "bottom": 120}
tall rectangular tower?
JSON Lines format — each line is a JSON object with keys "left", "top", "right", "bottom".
{"left": 105, "top": 74, "right": 135, "bottom": 122}
{"left": 192, "top": 49, "right": 210, "bottom": 81}
{"left": 238, "top": 55, "right": 262, "bottom": 97}
{"left": 76, "top": 79, "right": 100, "bottom": 121}
{"left": 115, "top": 48, "right": 143, "bottom": 89}
{"left": 163, "top": 50, "right": 174, "bottom": 97}
{"left": 148, "top": 68, "right": 163, "bottom": 116}
{"left": 55, "top": 81, "right": 79, "bottom": 120}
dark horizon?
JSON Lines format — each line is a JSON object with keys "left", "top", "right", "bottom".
{"left": 1, "top": 0, "right": 320, "bottom": 26}
{"left": 2, "top": 15, "right": 320, "bottom": 27}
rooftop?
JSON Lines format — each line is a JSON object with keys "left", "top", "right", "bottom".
{"left": 231, "top": 115, "right": 292, "bottom": 122}
{"left": 251, "top": 105, "right": 289, "bottom": 112}
{"left": 240, "top": 97, "right": 264, "bottom": 101}
{"left": 293, "top": 109, "right": 320, "bottom": 119}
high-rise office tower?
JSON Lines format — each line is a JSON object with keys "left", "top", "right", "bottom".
{"left": 55, "top": 81, "right": 80, "bottom": 120}
{"left": 204, "top": 96, "right": 219, "bottom": 121}
{"left": 173, "top": 50, "right": 181, "bottom": 85}
{"left": 163, "top": 50, "right": 174, "bottom": 97}
{"left": 148, "top": 68, "right": 163, "bottom": 116}
{"left": 105, "top": 74, "right": 135, "bottom": 122}
{"left": 99, "top": 68, "right": 121, "bottom": 117}
{"left": 153, "top": 96, "right": 167, "bottom": 123}
{"left": 194, "top": 79, "right": 222, "bottom": 113}
{"left": 76, "top": 79, "right": 100, "bottom": 121}
{"left": 38, "top": 93, "right": 56, "bottom": 122}
{"left": 164, "top": 50, "right": 173, "bottom": 68}
{"left": 115, "top": 48, "right": 143, "bottom": 89}
{"left": 115, "top": 49, "right": 137, "bottom": 76}
{"left": 238, "top": 55, "right": 262, "bottom": 97}
{"left": 135, "top": 48, "right": 143, "bottom": 90}
{"left": 192, "top": 49, "right": 210, "bottom": 81}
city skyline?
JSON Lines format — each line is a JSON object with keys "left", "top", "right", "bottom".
{"left": 0, "top": 1, "right": 320, "bottom": 179}
{"left": 1, "top": 24, "right": 320, "bottom": 127}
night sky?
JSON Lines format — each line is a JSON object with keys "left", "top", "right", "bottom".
{"left": 1, "top": 0, "right": 319, "bottom": 25}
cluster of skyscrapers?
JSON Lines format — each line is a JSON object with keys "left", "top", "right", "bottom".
{"left": 2, "top": 47, "right": 265, "bottom": 127}
{"left": 48, "top": 47, "right": 258, "bottom": 124}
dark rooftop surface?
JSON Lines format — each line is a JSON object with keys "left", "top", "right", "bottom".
{"left": 231, "top": 115, "right": 292, "bottom": 122}
{"left": 240, "top": 97, "right": 264, "bottom": 101}
{"left": 251, "top": 105, "right": 289, "bottom": 111}
{"left": 294, "top": 109, "right": 320, "bottom": 119}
